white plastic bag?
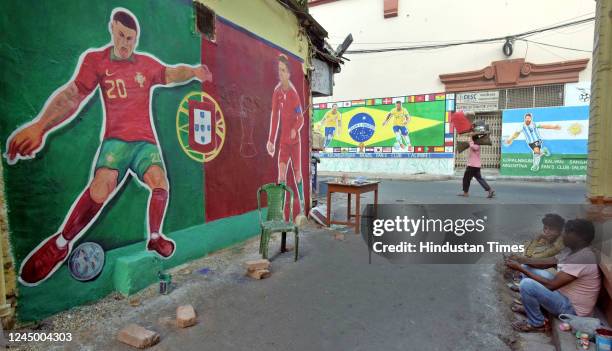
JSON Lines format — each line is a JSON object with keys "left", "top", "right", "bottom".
{"left": 309, "top": 205, "right": 327, "bottom": 226}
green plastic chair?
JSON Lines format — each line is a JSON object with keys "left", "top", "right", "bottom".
{"left": 257, "top": 183, "right": 299, "bottom": 261}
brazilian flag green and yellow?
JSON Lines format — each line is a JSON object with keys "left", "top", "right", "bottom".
{"left": 313, "top": 100, "right": 446, "bottom": 148}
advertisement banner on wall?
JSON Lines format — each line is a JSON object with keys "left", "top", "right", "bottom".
{"left": 500, "top": 106, "right": 589, "bottom": 176}
{"left": 313, "top": 93, "right": 454, "bottom": 158}
{"left": 455, "top": 91, "right": 499, "bottom": 113}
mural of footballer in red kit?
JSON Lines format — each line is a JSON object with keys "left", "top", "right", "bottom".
{"left": 4, "top": 8, "right": 212, "bottom": 286}
{"left": 266, "top": 54, "right": 305, "bottom": 214}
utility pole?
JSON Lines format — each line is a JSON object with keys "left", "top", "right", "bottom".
{"left": 588, "top": 0, "right": 612, "bottom": 204}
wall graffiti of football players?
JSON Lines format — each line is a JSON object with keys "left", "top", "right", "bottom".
{"left": 504, "top": 112, "right": 561, "bottom": 172}
{"left": 382, "top": 100, "right": 411, "bottom": 150}
{"left": 266, "top": 54, "right": 305, "bottom": 215}
{"left": 3, "top": 8, "right": 212, "bottom": 286}
{"left": 319, "top": 103, "right": 342, "bottom": 148}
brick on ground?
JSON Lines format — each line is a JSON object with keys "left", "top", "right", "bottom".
{"left": 247, "top": 269, "right": 271, "bottom": 280}
{"left": 117, "top": 324, "right": 160, "bottom": 349}
{"left": 245, "top": 259, "right": 270, "bottom": 272}
{"left": 176, "top": 305, "right": 197, "bottom": 328}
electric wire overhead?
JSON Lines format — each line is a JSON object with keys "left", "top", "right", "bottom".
{"left": 517, "top": 39, "right": 592, "bottom": 53}
{"left": 345, "top": 17, "right": 594, "bottom": 55}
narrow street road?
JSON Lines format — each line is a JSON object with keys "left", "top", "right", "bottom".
{"left": 23, "top": 179, "right": 586, "bottom": 351}
{"left": 319, "top": 177, "right": 586, "bottom": 206}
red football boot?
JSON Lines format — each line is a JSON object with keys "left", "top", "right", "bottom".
{"left": 146, "top": 233, "right": 176, "bottom": 258}
{"left": 19, "top": 233, "right": 69, "bottom": 286}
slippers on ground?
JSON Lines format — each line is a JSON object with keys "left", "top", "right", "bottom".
{"left": 511, "top": 319, "right": 548, "bottom": 333}
{"left": 511, "top": 303, "right": 526, "bottom": 316}
{"left": 487, "top": 190, "right": 496, "bottom": 198}
{"left": 506, "top": 282, "right": 520, "bottom": 292}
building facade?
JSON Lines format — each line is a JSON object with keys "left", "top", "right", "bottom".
{"left": 310, "top": 0, "right": 594, "bottom": 176}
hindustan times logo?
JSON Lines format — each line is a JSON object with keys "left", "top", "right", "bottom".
{"left": 372, "top": 215, "right": 487, "bottom": 237}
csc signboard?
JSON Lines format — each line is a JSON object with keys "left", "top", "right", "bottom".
{"left": 456, "top": 91, "right": 499, "bottom": 113}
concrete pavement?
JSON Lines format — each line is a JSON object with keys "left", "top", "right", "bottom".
{"left": 317, "top": 177, "right": 587, "bottom": 206}
{"left": 12, "top": 179, "right": 587, "bottom": 351}
{"left": 319, "top": 169, "right": 587, "bottom": 184}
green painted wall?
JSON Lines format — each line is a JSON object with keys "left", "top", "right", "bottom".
{"left": 1, "top": 0, "right": 204, "bottom": 254}
{"left": 501, "top": 154, "right": 588, "bottom": 176}
{"left": 18, "top": 211, "right": 260, "bottom": 321}
{"left": 0, "top": 0, "right": 303, "bottom": 321}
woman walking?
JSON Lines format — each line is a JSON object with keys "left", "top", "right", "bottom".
{"left": 460, "top": 133, "right": 495, "bottom": 198}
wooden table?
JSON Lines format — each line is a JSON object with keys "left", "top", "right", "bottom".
{"left": 326, "top": 181, "right": 379, "bottom": 233}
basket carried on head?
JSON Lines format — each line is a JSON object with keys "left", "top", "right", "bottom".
{"left": 472, "top": 120, "right": 489, "bottom": 134}
{"left": 471, "top": 120, "right": 491, "bottom": 145}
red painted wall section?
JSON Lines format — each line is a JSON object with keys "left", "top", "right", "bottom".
{"left": 202, "top": 18, "right": 310, "bottom": 222}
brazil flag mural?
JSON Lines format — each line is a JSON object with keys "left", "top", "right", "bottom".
{"left": 313, "top": 94, "right": 454, "bottom": 158}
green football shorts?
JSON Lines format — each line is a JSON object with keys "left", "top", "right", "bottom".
{"left": 95, "top": 139, "right": 164, "bottom": 181}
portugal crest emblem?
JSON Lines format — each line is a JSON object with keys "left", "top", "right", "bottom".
{"left": 176, "top": 91, "right": 226, "bottom": 163}
{"left": 135, "top": 72, "right": 145, "bottom": 88}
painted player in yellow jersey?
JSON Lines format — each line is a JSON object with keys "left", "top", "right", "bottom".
{"left": 383, "top": 101, "right": 411, "bottom": 150}
{"left": 320, "top": 103, "right": 341, "bottom": 148}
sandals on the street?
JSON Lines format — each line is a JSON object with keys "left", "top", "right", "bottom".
{"left": 511, "top": 303, "right": 526, "bottom": 316}
{"left": 487, "top": 190, "right": 496, "bottom": 198}
{"left": 507, "top": 282, "right": 520, "bottom": 292}
{"left": 511, "top": 319, "right": 548, "bottom": 333}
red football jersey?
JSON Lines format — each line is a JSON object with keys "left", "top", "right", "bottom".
{"left": 74, "top": 47, "right": 166, "bottom": 144}
{"left": 268, "top": 82, "right": 303, "bottom": 146}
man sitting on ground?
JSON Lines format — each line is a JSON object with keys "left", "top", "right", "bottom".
{"left": 505, "top": 218, "right": 600, "bottom": 332}
{"left": 508, "top": 213, "right": 566, "bottom": 291}
{"left": 524, "top": 213, "right": 566, "bottom": 259}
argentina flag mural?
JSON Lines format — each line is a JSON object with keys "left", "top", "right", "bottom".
{"left": 501, "top": 106, "right": 589, "bottom": 176}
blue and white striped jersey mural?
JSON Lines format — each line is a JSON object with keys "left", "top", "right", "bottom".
{"left": 501, "top": 106, "right": 589, "bottom": 176}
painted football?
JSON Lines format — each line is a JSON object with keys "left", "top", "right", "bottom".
{"left": 68, "top": 242, "right": 105, "bottom": 282}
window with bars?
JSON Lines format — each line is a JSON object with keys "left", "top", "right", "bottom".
{"left": 499, "top": 84, "right": 565, "bottom": 109}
